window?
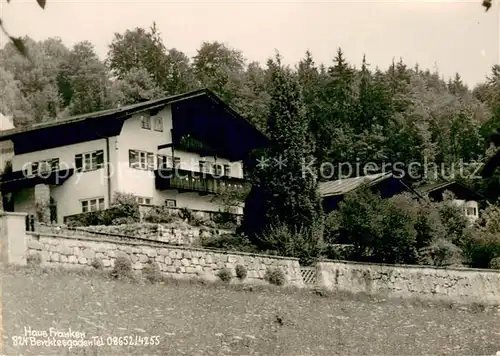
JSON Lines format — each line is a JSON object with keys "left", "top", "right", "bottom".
{"left": 224, "top": 164, "right": 231, "bottom": 177}
{"left": 199, "top": 160, "right": 207, "bottom": 173}
{"left": 75, "top": 151, "right": 104, "bottom": 172}
{"left": 153, "top": 116, "right": 163, "bottom": 131}
{"left": 141, "top": 113, "right": 151, "bottom": 129}
{"left": 213, "top": 164, "right": 223, "bottom": 176}
{"left": 157, "top": 155, "right": 173, "bottom": 169}
{"left": 165, "top": 199, "right": 176, "bottom": 208}
{"left": 136, "top": 196, "right": 152, "bottom": 205}
{"left": 29, "top": 158, "right": 59, "bottom": 175}
{"left": 81, "top": 197, "right": 105, "bottom": 213}
{"left": 129, "top": 150, "right": 154, "bottom": 170}
{"left": 466, "top": 207, "right": 477, "bottom": 216}
{"left": 173, "top": 157, "right": 181, "bottom": 169}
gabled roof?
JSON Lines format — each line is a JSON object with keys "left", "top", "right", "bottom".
{"left": 318, "top": 172, "right": 393, "bottom": 198}
{"left": 0, "top": 88, "right": 269, "bottom": 160}
{"left": 0, "top": 88, "right": 266, "bottom": 142}
{"left": 415, "top": 180, "right": 485, "bottom": 201}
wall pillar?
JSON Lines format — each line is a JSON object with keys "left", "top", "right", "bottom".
{"left": 34, "top": 184, "right": 50, "bottom": 224}
{"left": 0, "top": 212, "right": 28, "bottom": 266}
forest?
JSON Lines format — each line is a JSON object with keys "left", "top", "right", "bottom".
{"left": 2, "top": 23, "right": 500, "bottom": 268}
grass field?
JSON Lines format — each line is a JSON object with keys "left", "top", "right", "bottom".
{"left": 2, "top": 265, "right": 500, "bottom": 356}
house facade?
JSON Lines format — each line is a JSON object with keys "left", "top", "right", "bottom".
{"left": 0, "top": 89, "right": 268, "bottom": 224}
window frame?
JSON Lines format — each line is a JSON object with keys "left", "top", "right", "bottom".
{"left": 165, "top": 199, "right": 176, "bottom": 208}
{"left": 153, "top": 115, "right": 163, "bottom": 132}
{"left": 81, "top": 197, "right": 105, "bottom": 213}
{"left": 129, "top": 149, "right": 154, "bottom": 170}
{"left": 75, "top": 150, "right": 104, "bottom": 173}
{"left": 136, "top": 196, "right": 153, "bottom": 206}
{"left": 141, "top": 113, "right": 151, "bottom": 130}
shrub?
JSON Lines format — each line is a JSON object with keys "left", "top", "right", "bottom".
{"left": 91, "top": 258, "right": 104, "bottom": 270}
{"left": 111, "top": 217, "right": 137, "bottom": 225}
{"left": 216, "top": 267, "right": 232, "bottom": 283}
{"left": 417, "top": 238, "right": 464, "bottom": 267}
{"left": 143, "top": 206, "right": 176, "bottom": 224}
{"left": 235, "top": 264, "right": 247, "bottom": 280}
{"left": 258, "top": 222, "right": 323, "bottom": 266}
{"left": 178, "top": 207, "right": 194, "bottom": 221}
{"left": 200, "top": 233, "right": 258, "bottom": 253}
{"left": 111, "top": 192, "right": 140, "bottom": 220}
{"left": 264, "top": 267, "right": 285, "bottom": 286}
{"left": 111, "top": 255, "right": 133, "bottom": 279}
{"left": 27, "top": 253, "right": 42, "bottom": 266}
{"left": 489, "top": 256, "right": 500, "bottom": 269}
{"left": 143, "top": 262, "right": 162, "bottom": 283}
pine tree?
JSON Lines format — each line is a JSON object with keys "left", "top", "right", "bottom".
{"left": 241, "top": 53, "right": 324, "bottom": 245}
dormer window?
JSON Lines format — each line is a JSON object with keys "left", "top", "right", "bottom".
{"left": 141, "top": 113, "right": 151, "bottom": 130}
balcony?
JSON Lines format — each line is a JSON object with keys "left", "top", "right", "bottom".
{"left": 0, "top": 167, "right": 75, "bottom": 193}
{"left": 154, "top": 168, "right": 249, "bottom": 194}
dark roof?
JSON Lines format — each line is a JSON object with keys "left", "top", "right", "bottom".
{"left": 0, "top": 88, "right": 265, "bottom": 142}
{"left": 415, "top": 181, "right": 485, "bottom": 201}
{"left": 318, "top": 172, "right": 393, "bottom": 197}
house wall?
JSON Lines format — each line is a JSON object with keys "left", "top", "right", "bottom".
{"left": 452, "top": 199, "right": 479, "bottom": 224}
{"left": 7, "top": 104, "right": 247, "bottom": 221}
{"left": 11, "top": 139, "right": 109, "bottom": 223}
{"left": 114, "top": 106, "right": 244, "bottom": 212}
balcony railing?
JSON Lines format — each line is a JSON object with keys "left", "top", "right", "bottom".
{"left": 154, "top": 168, "right": 249, "bottom": 194}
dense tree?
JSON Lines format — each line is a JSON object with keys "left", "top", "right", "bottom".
{"left": 242, "top": 54, "right": 323, "bottom": 247}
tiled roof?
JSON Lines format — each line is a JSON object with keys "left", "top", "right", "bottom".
{"left": 318, "top": 172, "right": 393, "bottom": 197}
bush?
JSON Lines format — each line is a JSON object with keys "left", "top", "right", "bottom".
{"left": 264, "top": 267, "right": 285, "bottom": 286}
{"left": 178, "top": 207, "right": 194, "bottom": 221}
{"left": 27, "top": 253, "right": 42, "bottom": 266}
{"left": 417, "top": 238, "right": 464, "bottom": 267}
{"left": 200, "top": 233, "right": 258, "bottom": 253}
{"left": 143, "top": 206, "right": 176, "bottom": 224}
{"left": 143, "top": 262, "right": 162, "bottom": 283}
{"left": 235, "top": 264, "right": 247, "bottom": 280}
{"left": 112, "top": 217, "right": 137, "bottom": 225}
{"left": 489, "top": 256, "right": 500, "bottom": 269}
{"left": 216, "top": 267, "right": 232, "bottom": 283}
{"left": 258, "top": 222, "right": 324, "bottom": 266}
{"left": 111, "top": 255, "right": 133, "bottom": 279}
{"left": 91, "top": 258, "right": 104, "bottom": 270}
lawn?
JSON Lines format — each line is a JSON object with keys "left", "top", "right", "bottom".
{"left": 1, "top": 265, "right": 500, "bottom": 356}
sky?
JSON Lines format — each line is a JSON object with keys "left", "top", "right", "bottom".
{"left": 0, "top": 0, "right": 499, "bottom": 88}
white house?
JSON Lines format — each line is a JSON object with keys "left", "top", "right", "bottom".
{"left": 0, "top": 89, "right": 268, "bottom": 223}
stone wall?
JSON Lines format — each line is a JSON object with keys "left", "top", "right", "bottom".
{"left": 316, "top": 260, "right": 500, "bottom": 305}
{"left": 26, "top": 232, "right": 304, "bottom": 287}
{"left": 36, "top": 223, "right": 233, "bottom": 246}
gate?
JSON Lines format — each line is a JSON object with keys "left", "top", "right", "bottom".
{"left": 300, "top": 266, "right": 317, "bottom": 285}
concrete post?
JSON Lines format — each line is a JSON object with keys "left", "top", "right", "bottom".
{"left": 0, "top": 211, "right": 28, "bottom": 266}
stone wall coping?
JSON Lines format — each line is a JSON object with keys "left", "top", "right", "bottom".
{"left": 27, "top": 232, "right": 300, "bottom": 261}
{"left": 318, "top": 259, "right": 500, "bottom": 274}
{"left": 1, "top": 211, "right": 28, "bottom": 217}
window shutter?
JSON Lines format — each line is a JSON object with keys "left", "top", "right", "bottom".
{"left": 96, "top": 150, "right": 104, "bottom": 168}
{"left": 75, "top": 154, "right": 82, "bottom": 172}
{"left": 129, "top": 150, "right": 137, "bottom": 168}
{"left": 31, "top": 162, "right": 39, "bottom": 175}
{"left": 147, "top": 152, "right": 154, "bottom": 170}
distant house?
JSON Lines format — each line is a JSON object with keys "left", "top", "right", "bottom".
{"left": 415, "top": 181, "right": 484, "bottom": 224}
{"left": 0, "top": 89, "right": 268, "bottom": 223}
{"left": 318, "top": 172, "right": 415, "bottom": 214}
